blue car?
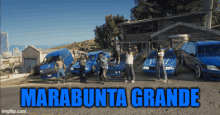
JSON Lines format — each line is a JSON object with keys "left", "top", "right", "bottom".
{"left": 143, "top": 48, "right": 178, "bottom": 76}
{"left": 70, "top": 51, "right": 110, "bottom": 75}
{"left": 39, "top": 48, "right": 74, "bottom": 79}
{"left": 180, "top": 41, "right": 220, "bottom": 80}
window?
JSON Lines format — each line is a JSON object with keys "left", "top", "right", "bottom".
{"left": 143, "top": 43, "right": 146, "bottom": 49}
{"left": 189, "top": 44, "right": 196, "bottom": 54}
{"left": 198, "top": 44, "right": 220, "bottom": 55}
{"left": 181, "top": 43, "right": 188, "bottom": 50}
{"left": 132, "top": 27, "right": 140, "bottom": 34}
{"left": 127, "top": 27, "right": 132, "bottom": 34}
{"left": 185, "top": 43, "right": 192, "bottom": 53}
{"left": 177, "top": 29, "right": 181, "bottom": 32}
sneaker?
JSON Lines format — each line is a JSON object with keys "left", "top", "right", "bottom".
{"left": 156, "top": 79, "right": 162, "bottom": 82}
{"left": 164, "top": 80, "right": 167, "bottom": 83}
{"left": 118, "top": 61, "right": 120, "bottom": 64}
{"left": 57, "top": 81, "right": 60, "bottom": 84}
{"left": 104, "top": 82, "right": 108, "bottom": 85}
{"left": 131, "top": 80, "right": 135, "bottom": 83}
{"left": 125, "top": 80, "right": 128, "bottom": 83}
{"left": 100, "top": 81, "right": 104, "bottom": 84}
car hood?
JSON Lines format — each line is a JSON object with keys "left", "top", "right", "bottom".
{"left": 108, "top": 62, "right": 126, "bottom": 71}
{"left": 143, "top": 59, "right": 176, "bottom": 67}
{"left": 39, "top": 62, "right": 56, "bottom": 70}
{"left": 71, "top": 61, "right": 94, "bottom": 68}
{"left": 199, "top": 56, "right": 220, "bottom": 66}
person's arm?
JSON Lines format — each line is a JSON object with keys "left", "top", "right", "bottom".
{"left": 164, "top": 43, "right": 171, "bottom": 52}
{"left": 55, "top": 62, "right": 58, "bottom": 71}
{"left": 133, "top": 45, "right": 138, "bottom": 57}
{"left": 62, "top": 61, "right": 66, "bottom": 71}
{"left": 151, "top": 44, "right": 157, "bottom": 51}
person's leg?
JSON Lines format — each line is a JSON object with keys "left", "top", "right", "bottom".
{"left": 100, "top": 67, "right": 105, "bottom": 83}
{"left": 103, "top": 69, "right": 108, "bottom": 83}
{"left": 161, "top": 61, "right": 167, "bottom": 82}
{"left": 130, "top": 64, "right": 135, "bottom": 82}
{"left": 79, "top": 66, "right": 83, "bottom": 82}
{"left": 82, "top": 66, "right": 86, "bottom": 83}
{"left": 156, "top": 61, "right": 161, "bottom": 81}
{"left": 57, "top": 68, "right": 60, "bottom": 79}
{"left": 125, "top": 64, "right": 130, "bottom": 82}
{"left": 61, "top": 68, "right": 66, "bottom": 83}
{"left": 117, "top": 51, "right": 120, "bottom": 64}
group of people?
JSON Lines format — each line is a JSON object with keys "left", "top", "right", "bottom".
{"left": 54, "top": 38, "right": 170, "bottom": 84}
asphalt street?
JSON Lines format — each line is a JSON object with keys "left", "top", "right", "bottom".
{"left": 1, "top": 65, "right": 220, "bottom": 115}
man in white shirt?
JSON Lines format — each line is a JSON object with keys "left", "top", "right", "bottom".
{"left": 122, "top": 45, "right": 138, "bottom": 83}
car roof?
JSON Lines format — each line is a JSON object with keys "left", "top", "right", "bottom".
{"left": 150, "top": 48, "right": 174, "bottom": 53}
{"left": 189, "top": 41, "right": 220, "bottom": 46}
{"left": 87, "top": 51, "right": 103, "bottom": 55}
{"left": 45, "top": 48, "right": 69, "bottom": 58}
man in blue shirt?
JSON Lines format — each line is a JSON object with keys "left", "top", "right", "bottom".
{"left": 97, "top": 52, "right": 108, "bottom": 84}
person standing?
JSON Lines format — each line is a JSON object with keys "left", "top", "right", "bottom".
{"left": 79, "top": 53, "right": 88, "bottom": 83}
{"left": 97, "top": 52, "right": 108, "bottom": 84}
{"left": 73, "top": 50, "right": 80, "bottom": 64}
{"left": 55, "top": 56, "right": 66, "bottom": 84}
{"left": 111, "top": 38, "right": 123, "bottom": 64}
{"left": 122, "top": 45, "right": 138, "bottom": 83}
{"left": 152, "top": 43, "right": 170, "bottom": 83}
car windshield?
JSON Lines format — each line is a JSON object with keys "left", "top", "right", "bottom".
{"left": 43, "top": 56, "right": 60, "bottom": 64}
{"left": 88, "top": 55, "right": 96, "bottom": 61}
{"left": 148, "top": 51, "right": 175, "bottom": 59}
{"left": 198, "top": 44, "right": 220, "bottom": 56}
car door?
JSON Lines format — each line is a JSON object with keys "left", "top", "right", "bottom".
{"left": 184, "top": 43, "right": 192, "bottom": 66}
{"left": 188, "top": 43, "right": 197, "bottom": 70}
{"left": 181, "top": 43, "right": 188, "bottom": 63}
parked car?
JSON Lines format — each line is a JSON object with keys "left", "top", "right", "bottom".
{"left": 39, "top": 48, "right": 74, "bottom": 79}
{"left": 180, "top": 41, "right": 220, "bottom": 80}
{"left": 143, "top": 48, "right": 178, "bottom": 76}
{"left": 70, "top": 51, "right": 110, "bottom": 75}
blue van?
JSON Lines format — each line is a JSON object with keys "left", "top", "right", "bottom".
{"left": 39, "top": 48, "right": 74, "bottom": 79}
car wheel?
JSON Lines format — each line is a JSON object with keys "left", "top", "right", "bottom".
{"left": 195, "top": 65, "right": 203, "bottom": 78}
{"left": 181, "top": 57, "right": 185, "bottom": 66}
{"left": 92, "top": 65, "right": 96, "bottom": 73}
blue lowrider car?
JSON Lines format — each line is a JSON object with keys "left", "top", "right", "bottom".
{"left": 39, "top": 48, "right": 74, "bottom": 79}
{"left": 143, "top": 48, "right": 178, "bottom": 76}
{"left": 70, "top": 51, "right": 110, "bottom": 75}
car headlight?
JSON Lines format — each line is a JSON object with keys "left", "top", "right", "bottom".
{"left": 166, "top": 67, "right": 174, "bottom": 70}
{"left": 115, "top": 71, "right": 118, "bottom": 74}
{"left": 70, "top": 68, "right": 74, "bottom": 70}
{"left": 98, "top": 71, "right": 100, "bottom": 73}
{"left": 85, "top": 68, "right": 89, "bottom": 70}
{"left": 40, "top": 70, "right": 43, "bottom": 73}
{"left": 207, "top": 65, "right": 220, "bottom": 71}
{"left": 118, "top": 71, "right": 120, "bottom": 74}
{"left": 143, "top": 67, "right": 149, "bottom": 70}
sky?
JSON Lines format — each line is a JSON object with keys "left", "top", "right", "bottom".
{"left": 1, "top": 0, "right": 135, "bottom": 46}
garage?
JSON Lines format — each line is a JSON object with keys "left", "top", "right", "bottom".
{"left": 22, "top": 45, "right": 42, "bottom": 73}
{"left": 23, "top": 58, "right": 37, "bottom": 73}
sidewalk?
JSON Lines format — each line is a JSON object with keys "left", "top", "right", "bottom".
{"left": 0, "top": 73, "right": 30, "bottom": 82}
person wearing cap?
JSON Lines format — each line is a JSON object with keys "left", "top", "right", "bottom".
{"left": 151, "top": 43, "right": 170, "bottom": 83}
{"left": 79, "top": 53, "right": 88, "bottom": 83}
{"left": 121, "top": 45, "right": 138, "bottom": 83}
{"left": 55, "top": 56, "right": 66, "bottom": 84}
{"left": 97, "top": 52, "right": 108, "bottom": 84}
{"left": 111, "top": 38, "right": 123, "bottom": 64}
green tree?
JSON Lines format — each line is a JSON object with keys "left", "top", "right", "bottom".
{"left": 94, "top": 14, "right": 124, "bottom": 48}
{"left": 131, "top": 0, "right": 220, "bottom": 25}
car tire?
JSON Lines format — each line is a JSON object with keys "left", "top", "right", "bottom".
{"left": 181, "top": 57, "right": 185, "bottom": 66}
{"left": 92, "top": 65, "right": 96, "bottom": 73}
{"left": 195, "top": 65, "right": 203, "bottom": 78}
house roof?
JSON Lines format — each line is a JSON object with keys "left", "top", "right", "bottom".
{"left": 212, "top": 25, "right": 220, "bottom": 31}
{"left": 150, "top": 22, "right": 220, "bottom": 38}
{"left": 39, "top": 49, "right": 58, "bottom": 54}
{"left": 118, "top": 11, "right": 209, "bottom": 26}
{"left": 22, "top": 45, "right": 41, "bottom": 53}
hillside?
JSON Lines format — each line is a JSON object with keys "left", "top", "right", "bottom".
{"left": 51, "top": 39, "right": 112, "bottom": 53}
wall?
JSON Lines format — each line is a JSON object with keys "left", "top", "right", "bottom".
{"left": 152, "top": 25, "right": 220, "bottom": 45}
{"left": 158, "top": 13, "right": 207, "bottom": 30}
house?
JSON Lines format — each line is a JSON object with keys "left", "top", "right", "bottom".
{"left": 118, "top": 0, "right": 220, "bottom": 55}
{"left": 22, "top": 46, "right": 57, "bottom": 73}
